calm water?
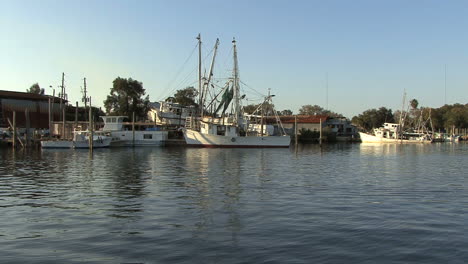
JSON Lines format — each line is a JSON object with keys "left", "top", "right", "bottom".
{"left": 0, "top": 143, "right": 467, "bottom": 263}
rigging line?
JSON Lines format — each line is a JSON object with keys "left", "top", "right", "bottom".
{"left": 158, "top": 43, "right": 198, "bottom": 101}
{"left": 239, "top": 80, "right": 266, "bottom": 97}
{"left": 160, "top": 43, "right": 217, "bottom": 101}
{"left": 220, "top": 46, "right": 234, "bottom": 74}
{"left": 157, "top": 43, "right": 198, "bottom": 101}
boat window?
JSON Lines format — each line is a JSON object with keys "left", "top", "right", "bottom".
{"left": 111, "top": 118, "right": 116, "bottom": 123}
{"left": 144, "top": 134, "right": 152, "bottom": 139}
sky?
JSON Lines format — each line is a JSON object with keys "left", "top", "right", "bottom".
{"left": 1, "top": 0, "right": 467, "bottom": 118}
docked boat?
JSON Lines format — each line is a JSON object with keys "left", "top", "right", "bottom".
{"left": 359, "top": 123, "right": 432, "bottom": 143}
{"left": 41, "top": 130, "right": 112, "bottom": 149}
{"left": 148, "top": 101, "right": 196, "bottom": 127}
{"left": 100, "top": 116, "right": 168, "bottom": 147}
{"left": 72, "top": 130, "right": 112, "bottom": 149}
{"left": 183, "top": 36, "right": 290, "bottom": 148}
{"left": 41, "top": 139, "right": 73, "bottom": 149}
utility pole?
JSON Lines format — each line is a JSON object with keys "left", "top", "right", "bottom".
{"left": 82, "top": 78, "right": 88, "bottom": 120}
{"left": 59, "top": 72, "right": 65, "bottom": 118}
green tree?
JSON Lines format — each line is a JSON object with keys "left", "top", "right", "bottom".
{"left": 279, "top": 109, "right": 293, "bottom": 116}
{"left": 168, "top": 87, "right": 198, "bottom": 107}
{"left": 352, "top": 107, "right": 395, "bottom": 132}
{"left": 298, "top": 104, "right": 341, "bottom": 117}
{"left": 104, "top": 77, "right": 150, "bottom": 119}
{"left": 410, "top": 99, "right": 419, "bottom": 110}
{"left": 27, "top": 83, "right": 42, "bottom": 94}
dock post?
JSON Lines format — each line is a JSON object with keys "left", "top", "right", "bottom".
{"left": 295, "top": 115, "right": 298, "bottom": 149}
{"left": 25, "top": 109, "right": 30, "bottom": 148}
{"left": 75, "top": 101, "right": 78, "bottom": 130}
{"left": 132, "top": 112, "right": 135, "bottom": 147}
{"left": 48, "top": 97, "right": 52, "bottom": 139}
{"left": 88, "top": 106, "right": 94, "bottom": 150}
{"left": 12, "top": 111, "right": 16, "bottom": 149}
{"left": 319, "top": 118, "right": 322, "bottom": 146}
{"left": 62, "top": 107, "right": 66, "bottom": 139}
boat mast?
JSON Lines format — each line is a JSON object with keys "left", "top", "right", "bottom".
{"left": 398, "top": 90, "right": 406, "bottom": 141}
{"left": 232, "top": 38, "right": 241, "bottom": 124}
{"left": 201, "top": 38, "right": 219, "bottom": 117}
{"left": 197, "top": 34, "right": 202, "bottom": 113}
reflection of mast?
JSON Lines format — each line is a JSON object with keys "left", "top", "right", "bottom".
{"left": 232, "top": 38, "right": 240, "bottom": 124}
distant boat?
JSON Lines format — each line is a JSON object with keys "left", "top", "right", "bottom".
{"left": 183, "top": 36, "right": 290, "bottom": 148}
{"left": 359, "top": 123, "right": 432, "bottom": 143}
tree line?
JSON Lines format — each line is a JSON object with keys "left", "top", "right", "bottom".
{"left": 351, "top": 99, "right": 468, "bottom": 132}
{"left": 27, "top": 79, "right": 466, "bottom": 130}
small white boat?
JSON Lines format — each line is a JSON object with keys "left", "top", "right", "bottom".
{"left": 100, "top": 116, "right": 168, "bottom": 147}
{"left": 41, "top": 140, "right": 73, "bottom": 149}
{"left": 72, "top": 131, "right": 112, "bottom": 149}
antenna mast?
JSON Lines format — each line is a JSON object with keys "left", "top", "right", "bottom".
{"left": 201, "top": 38, "right": 219, "bottom": 117}
{"left": 82, "top": 78, "right": 88, "bottom": 121}
{"left": 232, "top": 38, "right": 241, "bottom": 124}
{"left": 326, "top": 72, "right": 329, "bottom": 111}
{"left": 444, "top": 64, "right": 447, "bottom": 105}
{"left": 197, "top": 34, "right": 202, "bottom": 110}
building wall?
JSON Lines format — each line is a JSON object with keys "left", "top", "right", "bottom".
{"left": 1, "top": 99, "right": 62, "bottom": 128}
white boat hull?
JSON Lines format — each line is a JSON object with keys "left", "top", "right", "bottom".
{"left": 184, "top": 129, "right": 290, "bottom": 148}
{"left": 74, "top": 137, "right": 113, "bottom": 149}
{"left": 108, "top": 130, "right": 168, "bottom": 147}
{"left": 359, "top": 132, "right": 431, "bottom": 144}
{"left": 41, "top": 140, "right": 73, "bottom": 149}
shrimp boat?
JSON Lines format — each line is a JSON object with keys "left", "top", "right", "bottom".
{"left": 183, "top": 36, "right": 290, "bottom": 148}
{"left": 359, "top": 123, "right": 432, "bottom": 143}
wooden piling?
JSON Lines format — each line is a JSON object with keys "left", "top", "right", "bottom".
{"left": 89, "top": 106, "right": 93, "bottom": 150}
{"left": 48, "top": 97, "right": 52, "bottom": 139}
{"left": 132, "top": 112, "right": 135, "bottom": 147}
{"left": 62, "top": 107, "right": 66, "bottom": 139}
{"left": 75, "top": 101, "right": 78, "bottom": 129}
{"left": 319, "top": 118, "right": 322, "bottom": 146}
{"left": 294, "top": 115, "right": 298, "bottom": 148}
{"left": 25, "top": 109, "right": 30, "bottom": 147}
{"left": 12, "top": 111, "right": 16, "bottom": 149}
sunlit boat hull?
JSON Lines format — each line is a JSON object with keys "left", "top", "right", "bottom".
{"left": 184, "top": 129, "right": 290, "bottom": 148}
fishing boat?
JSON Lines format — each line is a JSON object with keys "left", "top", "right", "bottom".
{"left": 100, "top": 116, "right": 168, "bottom": 147}
{"left": 183, "top": 36, "right": 290, "bottom": 148}
{"left": 359, "top": 123, "right": 432, "bottom": 143}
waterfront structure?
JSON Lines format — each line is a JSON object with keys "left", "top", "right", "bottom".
{"left": 0, "top": 90, "right": 63, "bottom": 129}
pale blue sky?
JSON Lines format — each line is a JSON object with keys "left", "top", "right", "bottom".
{"left": 1, "top": 0, "right": 467, "bottom": 118}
